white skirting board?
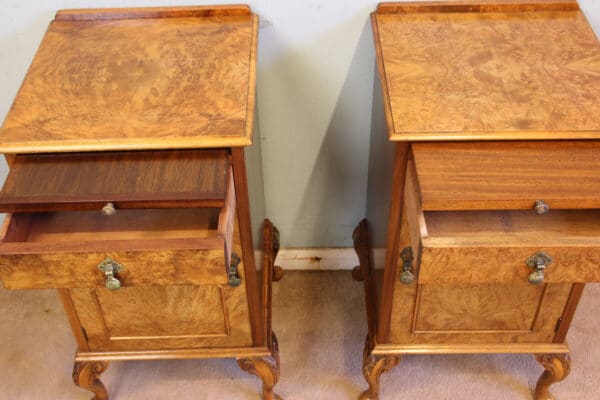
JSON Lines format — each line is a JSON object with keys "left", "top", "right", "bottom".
{"left": 254, "top": 248, "right": 386, "bottom": 270}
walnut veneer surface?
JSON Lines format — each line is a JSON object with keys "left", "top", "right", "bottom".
{"left": 374, "top": 0, "right": 600, "bottom": 140}
{"left": 0, "top": 5, "right": 258, "bottom": 153}
{"left": 0, "top": 5, "right": 281, "bottom": 400}
{"left": 357, "top": 1, "right": 600, "bottom": 400}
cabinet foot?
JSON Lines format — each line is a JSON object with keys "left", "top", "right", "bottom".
{"left": 72, "top": 361, "right": 109, "bottom": 400}
{"left": 273, "top": 265, "right": 284, "bottom": 282}
{"left": 352, "top": 265, "right": 364, "bottom": 281}
{"left": 534, "top": 353, "right": 571, "bottom": 400}
{"left": 237, "top": 335, "right": 282, "bottom": 400}
{"left": 359, "top": 335, "right": 401, "bottom": 400}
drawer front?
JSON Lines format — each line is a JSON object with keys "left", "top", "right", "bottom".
{"left": 403, "top": 158, "right": 600, "bottom": 285}
{"left": 0, "top": 178, "right": 237, "bottom": 290}
{"left": 0, "top": 249, "right": 228, "bottom": 289}
{"left": 419, "top": 246, "right": 600, "bottom": 284}
{"left": 411, "top": 141, "right": 600, "bottom": 211}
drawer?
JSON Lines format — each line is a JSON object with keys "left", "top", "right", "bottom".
{"left": 411, "top": 141, "right": 600, "bottom": 211}
{"left": 0, "top": 150, "right": 237, "bottom": 290}
{"left": 403, "top": 158, "right": 600, "bottom": 285}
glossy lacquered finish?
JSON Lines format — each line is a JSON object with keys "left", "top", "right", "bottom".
{"left": 356, "top": 1, "right": 600, "bottom": 399}
{"left": 0, "top": 5, "right": 281, "bottom": 400}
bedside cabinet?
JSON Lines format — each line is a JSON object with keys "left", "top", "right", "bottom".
{"left": 0, "top": 6, "right": 283, "bottom": 400}
{"left": 354, "top": 1, "right": 600, "bottom": 399}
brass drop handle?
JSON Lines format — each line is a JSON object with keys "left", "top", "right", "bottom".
{"left": 399, "top": 247, "right": 415, "bottom": 285}
{"left": 102, "top": 202, "right": 116, "bottom": 216}
{"left": 98, "top": 257, "right": 124, "bottom": 290}
{"left": 228, "top": 252, "right": 242, "bottom": 287}
{"left": 526, "top": 252, "right": 553, "bottom": 285}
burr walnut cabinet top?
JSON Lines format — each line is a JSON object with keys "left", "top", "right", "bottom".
{"left": 373, "top": 0, "right": 600, "bottom": 141}
{"left": 0, "top": 5, "right": 258, "bottom": 153}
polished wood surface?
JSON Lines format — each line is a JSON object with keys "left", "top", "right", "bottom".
{"left": 402, "top": 163, "right": 600, "bottom": 283}
{"left": 0, "top": 8, "right": 258, "bottom": 153}
{"left": 377, "top": 0, "right": 580, "bottom": 13}
{"left": 0, "top": 150, "right": 230, "bottom": 212}
{"left": 373, "top": 1, "right": 600, "bottom": 141}
{"left": 231, "top": 147, "right": 263, "bottom": 345}
{"left": 55, "top": 4, "right": 252, "bottom": 21}
{"left": 72, "top": 361, "right": 109, "bottom": 400}
{"left": 535, "top": 353, "right": 571, "bottom": 400}
{"left": 64, "top": 215, "right": 253, "bottom": 352}
{"left": 361, "top": 3, "right": 600, "bottom": 396}
{"left": 411, "top": 141, "right": 600, "bottom": 210}
{"left": 0, "top": 5, "right": 275, "bottom": 399}
{"left": 0, "top": 207, "right": 239, "bottom": 289}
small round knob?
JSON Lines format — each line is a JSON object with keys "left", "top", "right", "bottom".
{"left": 105, "top": 276, "right": 122, "bottom": 290}
{"left": 534, "top": 200, "right": 549, "bottom": 215}
{"left": 102, "top": 202, "right": 116, "bottom": 216}
{"left": 399, "top": 270, "right": 415, "bottom": 285}
{"left": 528, "top": 270, "right": 545, "bottom": 285}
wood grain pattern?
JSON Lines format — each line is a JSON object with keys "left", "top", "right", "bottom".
{"left": 0, "top": 11, "right": 257, "bottom": 153}
{"left": 554, "top": 283, "right": 585, "bottom": 343}
{"left": 0, "top": 207, "right": 240, "bottom": 289}
{"left": 412, "top": 141, "right": 600, "bottom": 210}
{"left": 66, "top": 215, "right": 253, "bottom": 351}
{"left": 372, "top": 342, "right": 570, "bottom": 355}
{"left": 95, "top": 285, "right": 228, "bottom": 339}
{"left": 374, "top": 3, "right": 600, "bottom": 141}
{"left": 389, "top": 198, "right": 574, "bottom": 345}
{"left": 231, "top": 147, "right": 263, "bottom": 346}
{"left": 414, "top": 284, "right": 543, "bottom": 332}
{"left": 377, "top": 144, "right": 410, "bottom": 343}
{"left": 0, "top": 249, "right": 228, "bottom": 289}
{"left": 402, "top": 158, "right": 600, "bottom": 284}
{"left": 377, "top": 0, "right": 579, "bottom": 14}
{"left": 0, "top": 150, "right": 230, "bottom": 212}
{"left": 55, "top": 5, "right": 251, "bottom": 21}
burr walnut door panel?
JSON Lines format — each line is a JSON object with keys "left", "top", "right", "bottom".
{"left": 389, "top": 281, "right": 574, "bottom": 345}
{"left": 67, "top": 282, "right": 253, "bottom": 351}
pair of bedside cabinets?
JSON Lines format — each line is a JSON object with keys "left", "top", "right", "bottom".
{"left": 0, "top": 2, "right": 599, "bottom": 400}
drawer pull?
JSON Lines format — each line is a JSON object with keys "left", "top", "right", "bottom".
{"left": 101, "top": 202, "right": 116, "bottom": 216}
{"left": 534, "top": 200, "right": 549, "bottom": 215}
{"left": 228, "top": 252, "right": 242, "bottom": 287}
{"left": 97, "top": 257, "right": 124, "bottom": 290}
{"left": 526, "top": 252, "right": 553, "bottom": 285}
{"left": 399, "top": 247, "right": 415, "bottom": 285}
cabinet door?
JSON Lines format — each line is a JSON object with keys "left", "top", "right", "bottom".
{"left": 67, "top": 282, "right": 252, "bottom": 351}
{"left": 390, "top": 281, "right": 573, "bottom": 345}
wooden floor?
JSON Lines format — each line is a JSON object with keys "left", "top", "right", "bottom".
{"left": 0, "top": 271, "right": 598, "bottom": 399}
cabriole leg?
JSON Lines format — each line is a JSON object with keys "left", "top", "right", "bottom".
{"left": 359, "top": 335, "right": 401, "bottom": 400}
{"left": 237, "top": 335, "right": 282, "bottom": 400}
{"left": 72, "top": 361, "right": 109, "bottom": 400}
{"left": 534, "top": 353, "right": 571, "bottom": 400}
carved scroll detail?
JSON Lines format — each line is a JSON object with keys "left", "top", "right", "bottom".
{"left": 237, "top": 334, "right": 282, "bottom": 400}
{"left": 359, "top": 334, "right": 401, "bottom": 400}
{"left": 534, "top": 353, "right": 571, "bottom": 400}
{"left": 72, "top": 361, "right": 109, "bottom": 400}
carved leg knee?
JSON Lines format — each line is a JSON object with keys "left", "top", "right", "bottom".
{"left": 359, "top": 335, "right": 401, "bottom": 400}
{"left": 238, "top": 336, "right": 281, "bottom": 400}
{"left": 72, "top": 361, "right": 109, "bottom": 400}
{"left": 534, "top": 353, "right": 571, "bottom": 400}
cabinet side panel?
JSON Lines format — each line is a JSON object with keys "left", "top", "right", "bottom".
{"left": 245, "top": 106, "right": 266, "bottom": 249}
{"left": 366, "top": 67, "right": 395, "bottom": 252}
